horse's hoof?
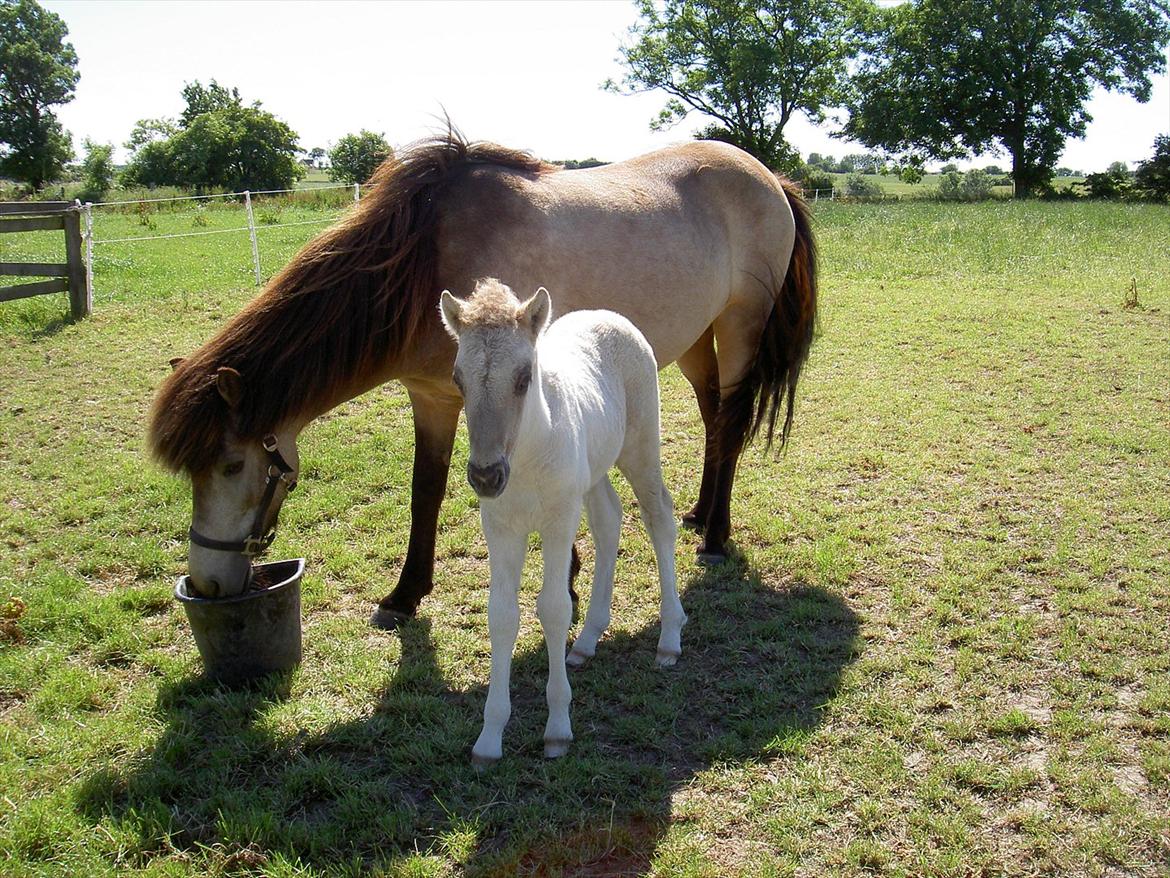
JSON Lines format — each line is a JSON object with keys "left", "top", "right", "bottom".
{"left": 471, "top": 750, "right": 500, "bottom": 769}
{"left": 655, "top": 649, "right": 680, "bottom": 668}
{"left": 544, "top": 738, "right": 572, "bottom": 759}
{"left": 369, "top": 606, "right": 414, "bottom": 630}
{"left": 680, "top": 513, "right": 705, "bottom": 533}
{"left": 566, "top": 649, "right": 590, "bottom": 668}
{"left": 695, "top": 549, "right": 727, "bottom": 566}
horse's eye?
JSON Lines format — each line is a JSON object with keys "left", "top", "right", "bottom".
{"left": 452, "top": 370, "right": 464, "bottom": 393}
{"left": 223, "top": 461, "right": 244, "bottom": 477}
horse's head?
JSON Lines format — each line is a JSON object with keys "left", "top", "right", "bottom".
{"left": 184, "top": 365, "right": 300, "bottom": 598}
{"left": 439, "top": 279, "right": 551, "bottom": 499}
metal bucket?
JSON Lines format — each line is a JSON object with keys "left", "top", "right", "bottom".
{"left": 175, "top": 558, "right": 304, "bottom": 686}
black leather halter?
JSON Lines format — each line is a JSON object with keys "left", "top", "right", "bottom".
{"left": 188, "top": 434, "right": 298, "bottom": 557}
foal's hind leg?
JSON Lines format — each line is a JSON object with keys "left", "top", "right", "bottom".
{"left": 618, "top": 443, "right": 686, "bottom": 666}
{"left": 677, "top": 328, "right": 720, "bottom": 533}
{"left": 568, "top": 477, "right": 621, "bottom": 667}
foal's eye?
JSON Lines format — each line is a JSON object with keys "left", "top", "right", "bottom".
{"left": 514, "top": 368, "right": 531, "bottom": 395}
{"left": 223, "top": 461, "right": 244, "bottom": 477}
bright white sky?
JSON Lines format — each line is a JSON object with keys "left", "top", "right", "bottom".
{"left": 43, "top": 0, "right": 1170, "bottom": 173}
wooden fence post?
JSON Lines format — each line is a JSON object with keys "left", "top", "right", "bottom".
{"left": 62, "top": 205, "right": 90, "bottom": 319}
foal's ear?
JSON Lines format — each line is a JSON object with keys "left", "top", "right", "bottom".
{"left": 215, "top": 366, "right": 244, "bottom": 409}
{"left": 438, "top": 290, "right": 464, "bottom": 339}
{"left": 521, "top": 287, "right": 552, "bottom": 340}
{"left": 168, "top": 356, "right": 185, "bottom": 371}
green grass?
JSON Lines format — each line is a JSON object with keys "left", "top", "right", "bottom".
{"left": 1, "top": 199, "right": 1167, "bottom": 876}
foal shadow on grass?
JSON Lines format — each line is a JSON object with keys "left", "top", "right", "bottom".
{"left": 77, "top": 559, "right": 859, "bottom": 874}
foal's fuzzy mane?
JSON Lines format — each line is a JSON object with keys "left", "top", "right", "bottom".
{"left": 460, "top": 278, "right": 525, "bottom": 327}
{"left": 149, "top": 132, "right": 554, "bottom": 473}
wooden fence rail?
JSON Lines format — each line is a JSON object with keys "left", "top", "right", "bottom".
{"left": 0, "top": 202, "right": 91, "bottom": 319}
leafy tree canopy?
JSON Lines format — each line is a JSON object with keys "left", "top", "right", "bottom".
{"left": 607, "top": 0, "right": 871, "bottom": 171}
{"left": 0, "top": 0, "right": 78, "bottom": 189}
{"left": 122, "top": 82, "right": 303, "bottom": 192}
{"left": 180, "top": 79, "right": 242, "bottom": 128}
{"left": 844, "top": 0, "right": 1170, "bottom": 197}
{"left": 328, "top": 130, "right": 391, "bottom": 185}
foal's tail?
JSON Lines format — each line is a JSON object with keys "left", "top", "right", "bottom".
{"left": 716, "top": 180, "right": 818, "bottom": 458}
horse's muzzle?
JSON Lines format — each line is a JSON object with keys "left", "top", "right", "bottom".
{"left": 468, "top": 459, "right": 509, "bottom": 498}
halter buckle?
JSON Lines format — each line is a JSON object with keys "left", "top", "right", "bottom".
{"left": 242, "top": 530, "right": 276, "bottom": 557}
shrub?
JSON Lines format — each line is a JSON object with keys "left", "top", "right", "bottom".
{"left": 959, "top": 168, "right": 994, "bottom": 200}
{"left": 938, "top": 169, "right": 994, "bottom": 201}
{"left": 1079, "top": 169, "right": 1132, "bottom": 199}
{"left": 845, "top": 173, "right": 883, "bottom": 198}
{"left": 77, "top": 139, "right": 115, "bottom": 203}
{"left": 800, "top": 169, "right": 836, "bottom": 197}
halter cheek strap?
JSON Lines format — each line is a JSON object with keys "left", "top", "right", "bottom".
{"left": 188, "top": 434, "right": 298, "bottom": 557}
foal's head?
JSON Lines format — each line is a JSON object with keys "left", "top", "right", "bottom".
{"left": 439, "top": 278, "right": 551, "bottom": 498}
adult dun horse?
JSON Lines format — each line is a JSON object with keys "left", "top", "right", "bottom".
{"left": 149, "top": 132, "right": 818, "bottom": 627}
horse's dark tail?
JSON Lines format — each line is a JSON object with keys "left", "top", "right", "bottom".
{"left": 715, "top": 179, "right": 818, "bottom": 460}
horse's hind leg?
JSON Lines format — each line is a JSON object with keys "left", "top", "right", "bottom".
{"left": 700, "top": 302, "right": 768, "bottom": 561}
{"left": 568, "top": 477, "right": 621, "bottom": 667}
{"left": 618, "top": 441, "right": 686, "bottom": 667}
{"left": 676, "top": 327, "right": 720, "bottom": 533}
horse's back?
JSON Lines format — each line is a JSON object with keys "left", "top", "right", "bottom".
{"left": 437, "top": 142, "right": 795, "bottom": 367}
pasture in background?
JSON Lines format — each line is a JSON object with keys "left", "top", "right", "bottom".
{"left": 0, "top": 199, "right": 1167, "bottom": 876}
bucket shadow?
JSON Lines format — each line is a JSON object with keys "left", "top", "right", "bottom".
{"left": 77, "top": 559, "right": 859, "bottom": 873}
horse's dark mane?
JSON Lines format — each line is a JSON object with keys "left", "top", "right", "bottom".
{"left": 149, "top": 130, "right": 554, "bottom": 473}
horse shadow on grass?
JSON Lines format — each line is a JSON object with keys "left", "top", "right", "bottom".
{"left": 78, "top": 558, "right": 860, "bottom": 875}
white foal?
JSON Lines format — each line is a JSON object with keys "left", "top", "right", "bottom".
{"left": 439, "top": 278, "right": 686, "bottom": 765}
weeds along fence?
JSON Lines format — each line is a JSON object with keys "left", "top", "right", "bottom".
{"left": 82, "top": 182, "right": 366, "bottom": 294}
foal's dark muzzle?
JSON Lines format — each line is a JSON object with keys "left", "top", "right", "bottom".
{"left": 468, "top": 459, "right": 510, "bottom": 498}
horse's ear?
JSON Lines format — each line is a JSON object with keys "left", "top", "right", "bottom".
{"left": 168, "top": 356, "right": 185, "bottom": 371}
{"left": 522, "top": 287, "right": 552, "bottom": 340}
{"left": 215, "top": 366, "right": 244, "bottom": 408}
{"left": 439, "top": 290, "right": 463, "bottom": 339}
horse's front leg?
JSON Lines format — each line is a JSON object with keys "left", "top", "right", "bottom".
{"left": 472, "top": 525, "right": 526, "bottom": 766}
{"left": 372, "top": 388, "right": 461, "bottom": 629}
{"left": 537, "top": 507, "right": 582, "bottom": 758}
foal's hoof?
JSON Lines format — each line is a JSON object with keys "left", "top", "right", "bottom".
{"left": 566, "top": 648, "right": 590, "bottom": 668}
{"left": 369, "top": 605, "right": 414, "bottom": 630}
{"left": 544, "top": 738, "right": 572, "bottom": 759}
{"left": 471, "top": 751, "right": 500, "bottom": 769}
{"left": 655, "top": 649, "right": 681, "bottom": 668}
{"left": 680, "top": 513, "right": 706, "bottom": 533}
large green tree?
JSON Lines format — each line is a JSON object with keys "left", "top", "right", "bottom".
{"left": 122, "top": 82, "right": 303, "bottom": 192}
{"left": 844, "top": 0, "right": 1170, "bottom": 197}
{"left": 608, "top": 0, "right": 870, "bottom": 170}
{"left": 0, "top": 0, "right": 78, "bottom": 190}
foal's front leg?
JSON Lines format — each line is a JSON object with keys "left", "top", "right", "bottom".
{"left": 472, "top": 527, "right": 526, "bottom": 766}
{"left": 538, "top": 509, "right": 581, "bottom": 758}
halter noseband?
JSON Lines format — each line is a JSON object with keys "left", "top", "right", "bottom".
{"left": 188, "top": 434, "right": 298, "bottom": 557}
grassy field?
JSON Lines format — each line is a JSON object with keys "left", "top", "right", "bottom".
{"left": 1, "top": 199, "right": 1167, "bottom": 876}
